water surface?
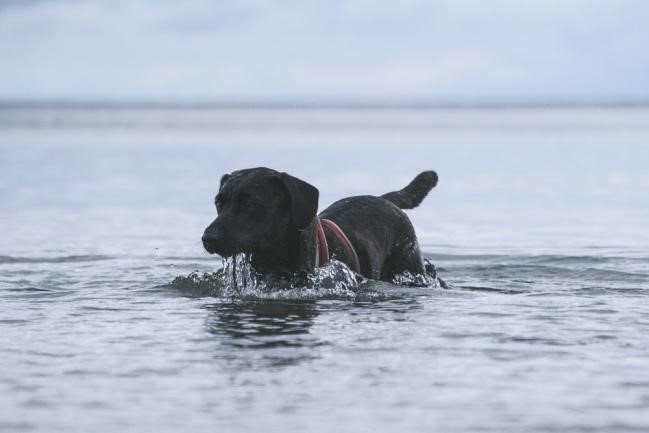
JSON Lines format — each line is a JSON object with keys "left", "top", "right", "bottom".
{"left": 1, "top": 106, "right": 649, "bottom": 432}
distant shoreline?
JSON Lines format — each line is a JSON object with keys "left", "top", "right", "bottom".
{"left": 1, "top": 100, "right": 649, "bottom": 110}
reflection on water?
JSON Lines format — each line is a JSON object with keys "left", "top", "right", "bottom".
{"left": 205, "top": 302, "right": 323, "bottom": 368}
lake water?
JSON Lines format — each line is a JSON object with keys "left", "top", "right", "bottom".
{"left": 1, "top": 105, "right": 649, "bottom": 432}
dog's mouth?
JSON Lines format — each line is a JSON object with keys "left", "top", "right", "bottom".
{"left": 202, "top": 237, "right": 248, "bottom": 258}
{"left": 203, "top": 243, "right": 239, "bottom": 257}
{"left": 202, "top": 235, "right": 233, "bottom": 256}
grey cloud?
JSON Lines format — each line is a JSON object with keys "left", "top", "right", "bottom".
{"left": 0, "top": 0, "right": 648, "bottom": 102}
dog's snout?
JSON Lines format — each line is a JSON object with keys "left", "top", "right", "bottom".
{"left": 201, "top": 230, "right": 219, "bottom": 244}
{"left": 202, "top": 225, "right": 238, "bottom": 256}
{"left": 202, "top": 228, "right": 223, "bottom": 253}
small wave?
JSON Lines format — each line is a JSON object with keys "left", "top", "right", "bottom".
{"left": 427, "top": 252, "right": 649, "bottom": 265}
{"left": 525, "top": 254, "right": 611, "bottom": 265}
{"left": 4, "top": 286, "right": 52, "bottom": 292}
{"left": 445, "top": 262, "right": 649, "bottom": 285}
{"left": 0, "top": 255, "right": 112, "bottom": 264}
{"left": 459, "top": 285, "right": 527, "bottom": 295}
{"left": 425, "top": 253, "right": 510, "bottom": 261}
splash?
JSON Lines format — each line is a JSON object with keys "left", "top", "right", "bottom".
{"left": 391, "top": 271, "right": 439, "bottom": 287}
{"left": 222, "top": 254, "right": 258, "bottom": 295}
{"left": 171, "top": 255, "right": 377, "bottom": 300}
{"left": 391, "top": 259, "right": 441, "bottom": 287}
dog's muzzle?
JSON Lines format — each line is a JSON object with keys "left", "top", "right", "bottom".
{"left": 202, "top": 229, "right": 233, "bottom": 256}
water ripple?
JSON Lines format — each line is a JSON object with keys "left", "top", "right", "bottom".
{"left": 0, "top": 255, "right": 114, "bottom": 264}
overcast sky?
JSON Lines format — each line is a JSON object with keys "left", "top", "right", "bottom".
{"left": 0, "top": 0, "right": 647, "bottom": 103}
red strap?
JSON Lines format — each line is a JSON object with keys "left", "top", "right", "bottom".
{"left": 320, "top": 218, "right": 361, "bottom": 274}
{"left": 313, "top": 217, "right": 329, "bottom": 267}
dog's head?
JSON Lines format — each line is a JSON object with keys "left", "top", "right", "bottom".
{"left": 202, "top": 167, "right": 319, "bottom": 257}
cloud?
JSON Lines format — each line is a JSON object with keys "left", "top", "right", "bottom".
{"left": 0, "top": 0, "right": 647, "bottom": 101}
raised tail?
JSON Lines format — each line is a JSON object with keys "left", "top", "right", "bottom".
{"left": 381, "top": 171, "right": 438, "bottom": 209}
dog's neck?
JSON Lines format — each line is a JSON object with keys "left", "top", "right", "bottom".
{"left": 249, "top": 220, "right": 319, "bottom": 274}
{"left": 249, "top": 217, "right": 360, "bottom": 276}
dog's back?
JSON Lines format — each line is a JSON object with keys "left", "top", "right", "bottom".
{"left": 318, "top": 171, "right": 438, "bottom": 280}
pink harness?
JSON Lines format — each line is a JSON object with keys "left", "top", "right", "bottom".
{"left": 313, "top": 217, "right": 361, "bottom": 273}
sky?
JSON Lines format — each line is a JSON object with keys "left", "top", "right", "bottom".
{"left": 0, "top": 0, "right": 648, "bottom": 103}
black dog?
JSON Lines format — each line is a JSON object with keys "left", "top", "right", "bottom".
{"left": 202, "top": 167, "right": 437, "bottom": 283}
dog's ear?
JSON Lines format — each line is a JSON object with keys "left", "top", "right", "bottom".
{"left": 219, "top": 174, "right": 231, "bottom": 191}
{"left": 279, "top": 172, "right": 319, "bottom": 230}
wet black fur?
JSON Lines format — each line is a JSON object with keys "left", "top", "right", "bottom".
{"left": 202, "top": 167, "right": 438, "bottom": 282}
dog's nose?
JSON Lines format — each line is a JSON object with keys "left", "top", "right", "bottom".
{"left": 202, "top": 232, "right": 217, "bottom": 244}
{"left": 202, "top": 230, "right": 223, "bottom": 254}
{"left": 203, "top": 226, "right": 235, "bottom": 256}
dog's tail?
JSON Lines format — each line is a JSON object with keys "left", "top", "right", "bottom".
{"left": 381, "top": 171, "right": 438, "bottom": 209}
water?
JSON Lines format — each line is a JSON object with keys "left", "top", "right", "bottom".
{"left": 1, "top": 105, "right": 649, "bottom": 432}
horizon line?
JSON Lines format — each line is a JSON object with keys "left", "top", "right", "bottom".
{"left": 2, "top": 98, "right": 649, "bottom": 110}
